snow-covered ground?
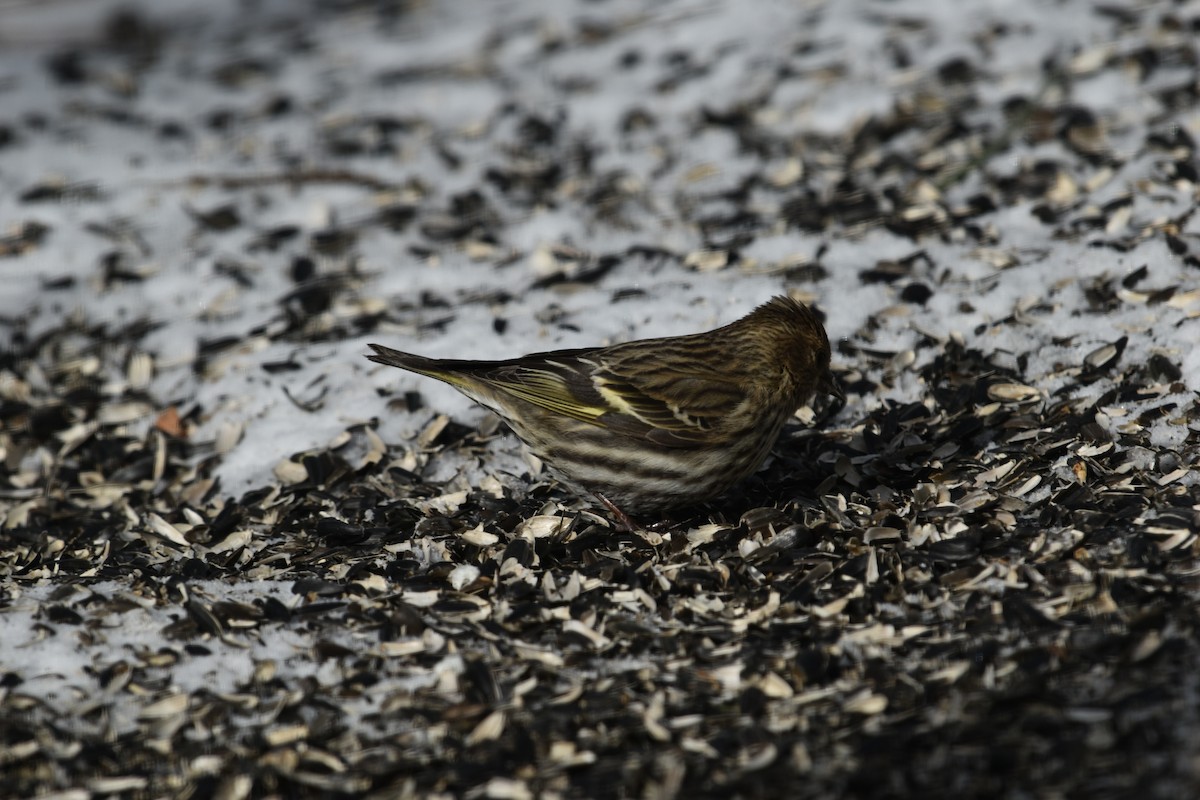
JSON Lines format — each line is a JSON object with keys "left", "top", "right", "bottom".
{"left": 2, "top": 0, "right": 1198, "bottom": 795}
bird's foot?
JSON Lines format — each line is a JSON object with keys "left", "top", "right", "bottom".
{"left": 595, "top": 492, "right": 642, "bottom": 533}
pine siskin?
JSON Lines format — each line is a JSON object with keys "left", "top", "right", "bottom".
{"left": 367, "top": 295, "right": 839, "bottom": 518}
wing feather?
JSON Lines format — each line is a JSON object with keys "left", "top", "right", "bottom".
{"left": 487, "top": 367, "right": 609, "bottom": 422}
{"left": 456, "top": 344, "right": 748, "bottom": 449}
{"left": 592, "top": 369, "right": 745, "bottom": 447}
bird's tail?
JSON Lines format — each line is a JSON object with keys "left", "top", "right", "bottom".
{"left": 366, "top": 343, "right": 431, "bottom": 371}
{"left": 366, "top": 344, "right": 472, "bottom": 389}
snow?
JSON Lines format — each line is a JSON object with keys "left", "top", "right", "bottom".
{"left": 1, "top": 0, "right": 1197, "bottom": 739}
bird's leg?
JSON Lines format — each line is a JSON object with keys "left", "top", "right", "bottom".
{"left": 595, "top": 492, "right": 642, "bottom": 533}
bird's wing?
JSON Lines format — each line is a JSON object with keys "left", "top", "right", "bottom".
{"left": 477, "top": 351, "right": 613, "bottom": 425}
{"left": 476, "top": 349, "right": 746, "bottom": 448}
{"left": 589, "top": 365, "right": 746, "bottom": 447}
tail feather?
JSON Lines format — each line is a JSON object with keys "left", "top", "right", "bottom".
{"left": 366, "top": 343, "right": 434, "bottom": 372}
{"left": 366, "top": 343, "right": 478, "bottom": 392}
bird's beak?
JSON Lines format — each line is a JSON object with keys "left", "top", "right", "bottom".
{"left": 824, "top": 370, "right": 844, "bottom": 402}
{"left": 820, "top": 369, "right": 845, "bottom": 418}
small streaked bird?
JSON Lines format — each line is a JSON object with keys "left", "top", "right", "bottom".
{"left": 367, "top": 295, "right": 839, "bottom": 522}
